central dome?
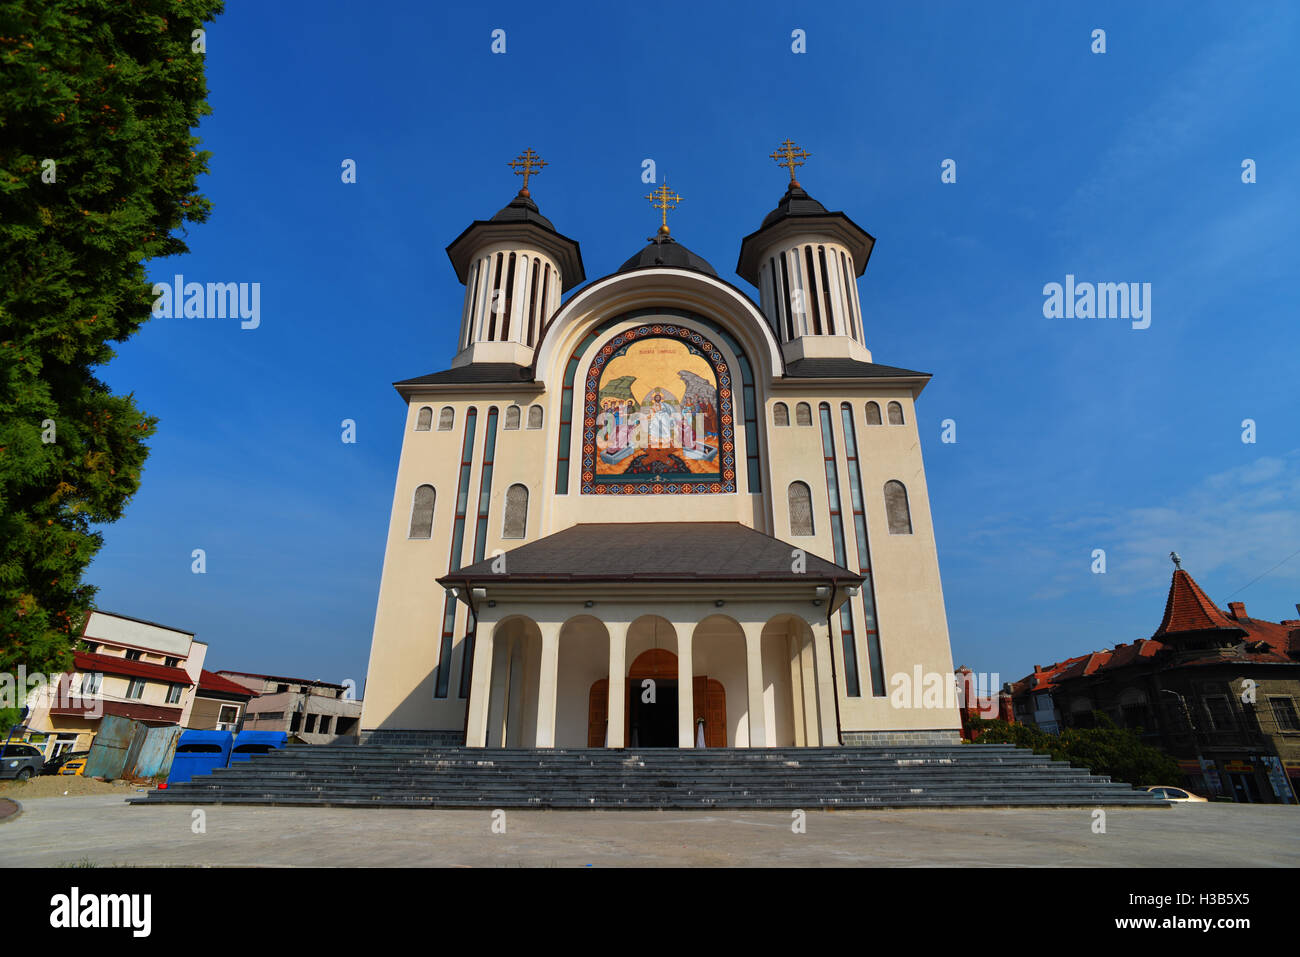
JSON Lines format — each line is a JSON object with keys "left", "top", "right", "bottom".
{"left": 617, "top": 235, "right": 716, "bottom": 276}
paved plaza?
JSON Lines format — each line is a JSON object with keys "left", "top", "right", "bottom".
{"left": 1, "top": 795, "right": 1296, "bottom": 867}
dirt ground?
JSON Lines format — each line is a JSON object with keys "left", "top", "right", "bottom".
{"left": 0, "top": 775, "right": 143, "bottom": 799}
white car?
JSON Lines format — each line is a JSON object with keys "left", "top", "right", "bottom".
{"left": 1143, "top": 785, "right": 1208, "bottom": 802}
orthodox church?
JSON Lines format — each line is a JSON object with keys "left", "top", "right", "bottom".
{"left": 360, "top": 143, "right": 961, "bottom": 749}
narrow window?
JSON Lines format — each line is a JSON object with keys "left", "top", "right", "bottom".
{"left": 435, "top": 407, "right": 477, "bottom": 698}
{"left": 501, "top": 253, "right": 517, "bottom": 340}
{"left": 409, "top": 484, "right": 436, "bottom": 539}
{"left": 415, "top": 406, "right": 433, "bottom": 431}
{"left": 503, "top": 484, "right": 528, "bottom": 539}
{"left": 126, "top": 679, "right": 146, "bottom": 700}
{"left": 487, "top": 253, "right": 503, "bottom": 340}
{"left": 795, "top": 402, "right": 812, "bottom": 427}
{"left": 527, "top": 259, "right": 541, "bottom": 346}
{"left": 884, "top": 480, "right": 912, "bottom": 534}
{"left": 464, "top": 260, "right": 480, "bottom": 349}
{"left": 804, "top": 246, "right": 823, "bottom": 335}
{"left": 818, "top": 246, "right": 836, "bottom": 335}
{"left": 438, "top": 407, "right": 454, "bottom": 431}
{"left": 887, "top": 401, "right": 905, "bottom": 425}
{"left": 839, "top": 250, "right": 858, "bottom": 341}
{"left": 777, "top": 252, "right": 794, "bottom": 340}
{"left": 773, "top": 402, "right": 789, "bottom": 427}
{"left": 527, "top": 405, "right": 543, "bottom": 429}
{"left": 166, "top": 683, "right": 183, "bottom": 704}
{"left": 842, "top": 403, "right": 885, "bottom": 696}
{"left": 818, "top": 403, "right": 861, "bottom": 697}
{"left": 504, "top": 405, "right": 521, "bottom": 430}
{"left": 539, "top": 266, "right": 551, "bottom": 334}
{"left": 787, "top": 481, "right": 814, "bottom": 536}
{"left": 865, "top": 401, "right": 882, "bottom": 425}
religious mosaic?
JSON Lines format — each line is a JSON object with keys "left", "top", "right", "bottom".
{"left": 581, "top": 325, "right": 736, "bottom": 494}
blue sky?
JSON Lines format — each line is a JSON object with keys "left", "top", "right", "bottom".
{"left": 89, "top": 1, "right": 1299, "bottom": 692}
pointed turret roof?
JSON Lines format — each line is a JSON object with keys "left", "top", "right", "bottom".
{"left": 1152, "top": 569, "right": 1247, "bottom": 640}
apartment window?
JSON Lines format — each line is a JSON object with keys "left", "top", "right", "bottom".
{"left": 318, "top": 715, "right": 333, "bottom": 735}
{"left": 290, "top": 713, "right": 302, "bottom": 732}
{"left": 79, "top": 672, "right": 102, "bottom": 695}
{"left": 305, "top": 714, "right": 318, "bottom": 733}
{"left": 1270, "top": 697, "right": 1299, "bottom": 732}
{"left": 125, "top": 649, "right": 143, "bottom": 661}
{"left": 164, "top": 656, "right": 179, "bottom": 668}
{"left": 126, "top": 679, "right": 146, "bottom": 700}
{"left": 166, "top": 683, "right": 183, "bottom": 704}
{"left": 217, "top": 706, "right": 239, "bottom": 731}
{"left": 1203, "top": 696, "right": 1234, "bottom": 731}
{"left": 275, "top": 683, "right": 288, "bottom": 693}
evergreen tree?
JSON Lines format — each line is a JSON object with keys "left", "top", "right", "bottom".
{"left": 0, "top": 0, "right": 224, "bottom": 681}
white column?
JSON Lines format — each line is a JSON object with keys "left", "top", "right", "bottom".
{"left": 534, "top": 620, "right": 562, "bottom": 748}
{"left": 677, "top": 623, "right": 694, "bottom": 748}
{"left": 788, "top": 632, "right": 806, "bottom": 747}
{"left": 464, "top": 615, "right": 498, "bottom": 748}
{"left": 742, "top": 622, "right": 768, "bottom": 747}
{"left": 810, "top": 619, "right": 839, "bottom": 746}
{"left": 486, "top": 636, "right": 511, "bottom": 747}
{"left": 799, "top": 630, "right": 821, "bottom": 745}
{"left": 606, "top": 621, "right": 628, "bottom": 748}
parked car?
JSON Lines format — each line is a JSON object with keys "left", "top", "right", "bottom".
{"left": 59, "top": 757, "right": 87, "bottom": 776}
{"left": 1143, "top": 785, "right": 1208, "bottom": 803}
{"left": 0, "top": 743, "right": 46, "bottom": 782}
{"left": 41, "top": 750, "right": 89, "bottom": 776}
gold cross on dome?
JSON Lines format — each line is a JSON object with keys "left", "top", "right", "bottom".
{"left": 646, "top": 181, "right": 682, "bottom": 236}
{"left": 508, "top": 148, "right": 547, "bottom": 195}
{"left": 770, "top": 138, "right": 810, "bottom": 185}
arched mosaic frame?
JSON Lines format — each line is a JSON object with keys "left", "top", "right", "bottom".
{"left": 580, "top": 323, "right": 736, "bottom": 494}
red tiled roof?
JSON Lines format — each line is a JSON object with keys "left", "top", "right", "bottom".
{"left": 50, "top": 698, "right": 183, "bottom": 724}
{"left": 1152, "top": 569, "right": 1245, "bottom": 638}
{"left": 197, "top": 669, "right": 256, "bottom": 698}
{"left": 75, "top": 651, "right": 194, "bottom": 686}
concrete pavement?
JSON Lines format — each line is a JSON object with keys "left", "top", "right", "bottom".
{"left": 1, "top": 794, "right": 1296, "bottom": 867}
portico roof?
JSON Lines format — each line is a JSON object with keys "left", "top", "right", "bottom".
{"left": 439, "top": 522, "right": 862, "bottom": 588}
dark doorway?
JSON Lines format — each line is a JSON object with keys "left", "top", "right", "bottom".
{"left": 629, "top": 679, "right": 677, "bottom": 747}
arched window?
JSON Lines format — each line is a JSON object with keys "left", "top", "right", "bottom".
{"left": 887, "top": 401, "right": 904, "bottom": 425}
{"left": 503, "top": 484, "right": 528, "bottom": 539}
{"left": 787, "top": 481, "right": 814, "bottom": 536}
{"left": 504, "top": 405, "right": 521, "bottom": 430}
{"left": 884, "top": 480, "right": 912, "bottom": 534}
{"left": 437, "top": 407, "right": 455, "bottom": 431}
{"left": 415, "top": 406, "right": 433, "bottom": 431}
{"left": 865, "top": 401, "right": 882, "bottom": 425}
{"left": 408, "top": 485, "right": 435, "bottom": 539}
{"left": 527, "top": 405, "right": 543, "bottom": 429}
{"left": 795, "top": 402, "right": 812, "bottom": 426}
{"left": 773, "top": 402, "right": 789, "bottom": 427}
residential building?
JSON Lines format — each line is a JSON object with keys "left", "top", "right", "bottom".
{"left": 218, "top": 671, "right": 361, "bottom": 744}
{"left": 1011, "top": 565, "right": 1300, "bottom": 803}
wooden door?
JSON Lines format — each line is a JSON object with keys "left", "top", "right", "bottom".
{"left": 588, "top": 679, "right": 607, "bottom": 747}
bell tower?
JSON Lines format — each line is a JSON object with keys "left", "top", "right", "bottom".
{"left": 736, "top": 139, "right": 876, "bottom": 364}
{"left": 444, "top": 149, "right": 585, "bottom": 368}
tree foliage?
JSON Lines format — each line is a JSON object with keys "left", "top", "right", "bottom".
{"left": 0, "top": 0, "right": 223, "bottom": 677}
{"left": 967, "top": 713, "right": 1182, "bottom": 787}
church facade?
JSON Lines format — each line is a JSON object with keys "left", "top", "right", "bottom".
{"left": 360, "top": 145, "right": 961, "bottom": 749}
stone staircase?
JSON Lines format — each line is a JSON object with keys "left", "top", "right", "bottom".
{"left": 129, "top": 744, "right": 1167, "bottom": 809}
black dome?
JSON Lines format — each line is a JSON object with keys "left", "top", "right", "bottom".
{"left": 489, "top": 191, "right": 556, "bottom": 231}
{"left": 617, "top": 235, "right": 717, "bottom": 276}
{"left": 760, "top": 183, "right": 830, "bottom": 228}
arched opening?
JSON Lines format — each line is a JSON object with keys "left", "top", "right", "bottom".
{"left": 483, "top": 617, "right": 543, "bottom": 748}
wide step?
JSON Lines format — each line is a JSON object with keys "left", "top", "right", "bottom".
{"left": 130, "top": 745, "right": 1167, "bottom": 809}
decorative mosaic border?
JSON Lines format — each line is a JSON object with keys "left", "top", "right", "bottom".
{"left": 580, "top": 324, "right": 736, "bottom": 494}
